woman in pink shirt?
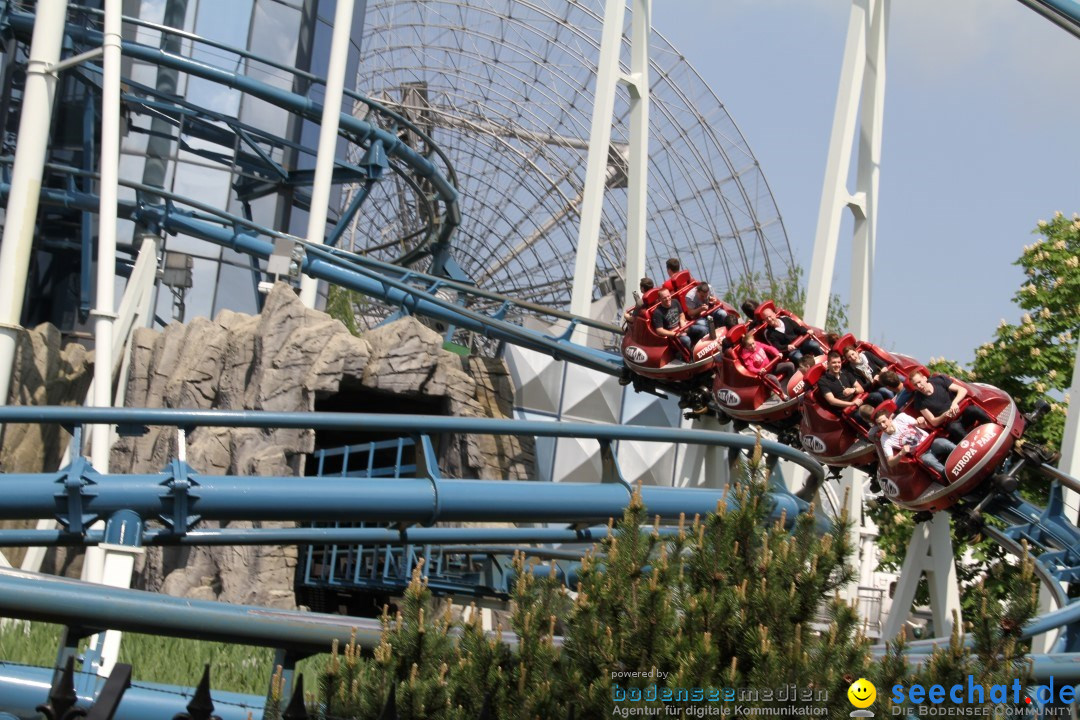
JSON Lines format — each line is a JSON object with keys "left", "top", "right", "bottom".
{"left": 738, "top": 334, "right": 795, "bottom": 399}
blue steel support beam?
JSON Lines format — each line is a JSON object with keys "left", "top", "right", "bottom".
{"left": 0, "top": 406, "right": 824, "bottom": 481}
{"left": 0, "top": 524, "right": 683, "bottom": 547}
{"left": 3, "top": 10, "right": 461, "bottom": 243}
{"left": 1015, "top": 0, "right": 1080, "bottom": 39}
{"left": 0, "top": 568, "right": 489, "bottom": 653}
{"left": 0, "top": 470, "right": 803, "bottom": 526}
{"left": 0, "top": 179, "right": 625, "bottom": 376}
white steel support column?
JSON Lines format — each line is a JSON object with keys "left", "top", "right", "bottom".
{"left": 848, "top": 0, "right": 885, "bottom": 337}
{"left": 622, "top": 0, "right": 650, "bottom": 310}
{"left": 299, "top": 0, "right": 355, "bottom": 308}
{"left": 837, "top": 470, "right": 863, "bottom": 603}
{"left": 82, "top": 2, "right": 134, "bottom": 677}
{"left": 1060, "top": 340, "right": 1080, "bottom": 519}
{"left": 82, "top": 0, "right": 124, "bottom": 594}
{"left": 571, "top": 0, "right": 652, "bottom": 322}
{"left": 0, "top": 0, "right": 70, "bottom": 422}
{"left": 880, "top": 514, "right": 961, "bottom": 643}
{"left": 1034, "top": 339, "right": 1080, "bottom": 652}
{"left": 90, "top": 0, "right": 122, "bottom": 475}
{"left": 804, "top": 0, "right": 888, "bottom": 331}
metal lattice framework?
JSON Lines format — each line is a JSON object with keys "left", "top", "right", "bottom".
{"left": 348, "top": 0, "right": 794, "bottom": 309}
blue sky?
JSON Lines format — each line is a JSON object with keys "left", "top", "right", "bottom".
{"left": 657, "top": 0, "right": 1080, "bottom": 366}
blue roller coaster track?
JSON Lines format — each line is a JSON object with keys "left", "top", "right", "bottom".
{"left": 2, "top": 1, "right": 1080, "bottom": 718}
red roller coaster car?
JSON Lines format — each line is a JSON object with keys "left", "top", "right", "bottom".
{"left": 620, "top": 270, "right": 737, "bottom": 385}
{"left": 797, "top": 335, "right": 919, "bottom": 468}
{"left": 711, "top": 324, "right": 819, "bottom": 426}
{"left": 871, "top": 382, "right": 1024, "bottom": 513}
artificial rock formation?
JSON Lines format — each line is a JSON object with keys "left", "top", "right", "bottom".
{"left": 0, "top": 323, "right": 94, "bottom": 473}
{"left": 111, "top": 283, "right": 532, "bottom": 608}
{"left": 0, "top": 323, "right": 94, "bottom": 568}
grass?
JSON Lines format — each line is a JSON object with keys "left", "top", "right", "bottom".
{"left": 0, "top": 619, "right": 332, "bottom": 697}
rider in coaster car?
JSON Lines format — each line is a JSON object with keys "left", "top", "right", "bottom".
{"left": 651, "top": 288, "right": 692, "bottom": 353}
{"left": 760, "top": 303, "right": 824, "bottom": 362}
{"left": 817, "top": 350, "right": 884, "bottom": 424}
{"left": 878, "top": 369, "right": 911, "bottom": 408}
{"left": 719, "top": 314, "right": 740, "bottom": 352}
{"left": 844, "top": 345, "right": 893, "bottom": 399}
{"left": 660, "top": 258, "right": 682, "bottom": 292}
{"left": 909, "top": 369, "right": 994, "bottom": 443}
{"left": 737, "top": 333, "right": 794, "bottom": 400}
{"left": 623, "top": 277, "right": 656, "bottom": 324}
{"left": 684, "top": 281, "right": 728, "bottom": 347}
{"left": 740, "top": 300, "right": 761, "bottom": 329}
{"left": 873, "top": 406, "right": 957, "bottom": 481}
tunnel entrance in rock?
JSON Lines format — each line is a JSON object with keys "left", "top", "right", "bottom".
{"left": 297, "top": 380, "right": 450, "bottom": 617}
{"left": 306, "top": 380, "right": 448, "bottom": 474}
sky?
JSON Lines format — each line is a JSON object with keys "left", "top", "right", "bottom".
{"left": 655, "top": 0, "right": 1080, "bottom": 366}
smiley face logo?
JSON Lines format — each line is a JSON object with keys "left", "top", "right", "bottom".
{"left": 848, "top": 678, "right": 876, "bottom": 708}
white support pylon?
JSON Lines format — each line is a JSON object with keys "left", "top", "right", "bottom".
{"left": 82, "top": 0, "right": 129, "bottom": 677}
{"left": 622, "top": 0, "right": 650, "bottom": 311}
{"left": 1033, "top": 337, "right": 1080, "bottom": 653}
{"left": 0, "top": 0, "right": 71, "bottom": 427}
{"left": 299, "top": 0, "right": 356, "bottom": 308}
{"left": 570, "top": 0, "right": 651, "bottom": 331}
{"left": 1060, "top": 339, "right": 1080, "bottom": 520}
{"left": 803, "top": 0, "right": 890, "bottom": 607}
{"left": 880, "top": 513, "right": 961, "bottom": 642}
{"left": 804, "top": 0, "right": 887, "bottom": 332}
{"left": 802, "top": 0, "right": 958, "bottom": 630}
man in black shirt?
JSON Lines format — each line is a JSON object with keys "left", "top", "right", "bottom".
{"left": 910, "top": 369, "right": 993, "bottom": 442}
{"left": 761, "top": 306, "right": 824, "bottom": 362}
{"left": 817, "top": 350, "right": 864, "bottom": 411}
{"left": 817, "top": 350, "right": 884, "bottom": 421}
{"left": 651, "top": 288, "right": 691, "bottom": 352}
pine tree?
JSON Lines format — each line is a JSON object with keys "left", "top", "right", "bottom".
{"left": 315, "top": 439, "right": 1040, "bottom": 719}
{"left": 873, "top": 552, "right": 1038, "bottom": 714}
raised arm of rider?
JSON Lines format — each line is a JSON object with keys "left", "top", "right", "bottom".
{"left": 948, "top": 382, "right": 968, "bottom": 410}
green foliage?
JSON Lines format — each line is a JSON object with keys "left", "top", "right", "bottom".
{"left": 723, "top": 265, "right": 849, "bottom": 334}
{"left": 864, "top": 501, "right": 1012, "bottom": 618}
{"left": 318, "top": 443, "right": 873, "bottom": 718}
{"left": 324, "top": 284, "right": 366, "bottom": 337}
{"left": 873, "top": 554, "right": 1038, "bottom": 713}
{"left": 870, "top": 213, "right": 1080, "bottom": 610}
{"left": 969, "top": 211, "right": 1080, "bottom": 450}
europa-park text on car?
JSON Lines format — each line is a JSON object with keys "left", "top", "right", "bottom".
{"left": 620, "top": 282, "right": 1057, "bottom": 517}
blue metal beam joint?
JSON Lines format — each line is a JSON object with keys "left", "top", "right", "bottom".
{"left": 158, "top": 460, "right": 201, "bottom": 533}
{"left": 52, "top": 452, "right": 100, "bottom": 535}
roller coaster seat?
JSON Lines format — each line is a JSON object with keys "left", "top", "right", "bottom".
{"left": 832, "top": 333, "right": 857, "bottom": 354}
{"left": 754, "top": 300, "right": 776, "bottom": 321}
{"left": 726, "top": 324, "right": 748, "bottom": 346}
{"left": 803, "top": 362, "right": 872, "bottom": 435}
{"left": 671, "top": 270, "right": 694, "bottom": 290}
{"left": 661, "top": 269, "right": 694, "bottom": 293}
{"left": 803, "top": 362, "right": 827, "bottom": 389}
{"left": 874, "top": 398, "right": 897, "bottom": 417}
